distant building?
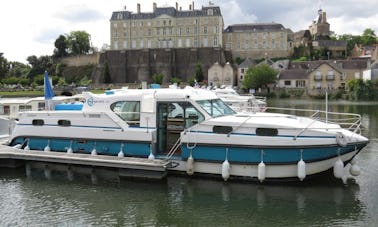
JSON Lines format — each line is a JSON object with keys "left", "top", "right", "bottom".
{"left": 223, "top": 23, "right": 292, "bottom": 60}
{"left": 110, "top": 2, "right": 223, "bottom": 50}
{"left": 363, "top": 60, "right": 378, "bottom": 81}
{"left": 309, "top": 9, "right": 347, "bottom": 58}
{"left": 208, "top": 62, "right": 234, "bottom": 87}
{"left": 236, "top": 58, "right": 255, "bottom": 87}
{"left": 277, "top": 69, "right": 308, "bottom": 89}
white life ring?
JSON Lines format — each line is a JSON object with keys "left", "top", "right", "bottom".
{"left": 336, "top": 132, "right": 347, "bottom": 147}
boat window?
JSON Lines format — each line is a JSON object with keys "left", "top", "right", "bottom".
{"left": 167, "top": 102, "right": 204, "bottom": 128}
{"left": 58, "top": 120, "right": 71, "bottom": 127}
{"left": 32, "top": 119, "right": 44, "bottom": 126}
{"left": 256, "top": 128, "right": 278, "bottom": 136}
{"left": 110, "top": 101, "right": 140, "bottom": 126}
{"left": 213, "top": 126, "right": 232, "bottom": 134}
{"left": 196, "top": 98, "right": 235, "bottom": 117}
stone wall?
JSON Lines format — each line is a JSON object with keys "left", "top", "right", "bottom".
{"left": 92, "top": 47, "right": 231, "bottom": 84}
{"left": 60, "top": 53, "right": 100, "bottom": 67}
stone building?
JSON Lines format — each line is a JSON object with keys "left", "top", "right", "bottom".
{"left": 207, "top": 62, "right": 234, "bottom": 87}
{"left": 236, "top": 58, "right": 255, "bottom": 87}
{"left": 110, "top": 2, "right": 223, "bottom": 50}
{"left": 308, "top": 9, "right": 347, "bottom": 58}
{"left": 223, "top": 23, "right": 292, "bottom": 59}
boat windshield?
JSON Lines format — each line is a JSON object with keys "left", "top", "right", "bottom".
{"left": 196, "top": 98, "right": 236, "bottom": 117}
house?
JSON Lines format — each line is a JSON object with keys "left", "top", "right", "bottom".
{"left": 307, "top": 62, "right": 344, "bottom": 95}
{"left": 236, "top": 58, "right": 255, "bottom": 87}
{"left": 277, "top": 69, "right": 308, "bottom": 89}
{"left": 207, "top": 62, "right": 234, "bottom": 87}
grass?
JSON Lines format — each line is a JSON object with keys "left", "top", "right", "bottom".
{"left": 0, "top": 90, "right": 44, "bottom": 98}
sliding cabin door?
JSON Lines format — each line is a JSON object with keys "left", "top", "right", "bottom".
{"left": 156, "top": 101, "right": 204, "bottom": 155}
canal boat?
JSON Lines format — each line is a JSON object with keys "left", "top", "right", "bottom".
{"left": 211, "top": 87, "right": 267, "bottom": 112}
{"left": 6, "top": 87, "right": 369, "bottom": 182}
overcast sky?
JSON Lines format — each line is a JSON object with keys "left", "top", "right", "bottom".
{"left": 1, "top": 0, "right": 377, "bottom": 63}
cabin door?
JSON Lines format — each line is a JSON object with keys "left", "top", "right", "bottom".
{"left": 156, "top": 102, "right": 185, "bottom": 155}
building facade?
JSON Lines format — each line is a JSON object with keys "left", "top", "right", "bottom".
{"left": 223, "top": 23, "right": 292, "bottom": 59}
{"left": 110, "top": 2, "right": 223, "bottom": 50}
{"left": 207, "top": 62, "right": 234, "bottom": 87}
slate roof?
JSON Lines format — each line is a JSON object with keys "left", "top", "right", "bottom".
{"left": 278, "top": 69, "right": 308, "bottom": 80}
{"left": 224, "top": 23, "right": 285, "bottom": 33}
{"left": 238, "top": 58, "right": 255, "bottom": 68}
{"left": 111, "top": 6, "right": 222, "bottom": 20}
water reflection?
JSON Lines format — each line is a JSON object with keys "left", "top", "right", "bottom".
{"left": 0, "top": 162, "right": 367, "bottom": 227}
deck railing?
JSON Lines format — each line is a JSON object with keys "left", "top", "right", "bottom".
{"left": 265, "top": 107, "right": 362, "bottom": 134}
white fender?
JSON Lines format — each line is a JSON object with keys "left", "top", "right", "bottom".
{"left": 297, "top": 159, "right": 306, "bottom": 181}
{"left": 333, "top": 158, "right": 344, "bottom": 178}
{"left": 336, "top": 132, "right": 347, "bottom": 147}
{"left": 186, "top": 155, "right": 194, "bottom": 175}
{"left": 350, "top": 163, "right": 361, "bottom": 176}
{"left": 44, "top": 140, "right": 51, "bottom": 152}
{"left": 222, "top": 159, "right": 230, "bottom": 181}
{"left": 148, "top": 151, "right": 155, "bottom": 160}
{"left": 118, "top": 143, "right": 124, "bottom": 157}
{"left": 91, "top": 148, "right": 97, "bottom": 156}
{"left": 258, "top": 161, "right": 266, "bottom": 182}
{"left": 118, "top": 150, "right": 124, "bottom": 157}
{"left": 44, "top": 145, "right": 50, "bottom": 152}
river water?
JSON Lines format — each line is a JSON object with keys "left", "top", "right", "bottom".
{"left": 0, "top": 99, "right": 377, "bottom": 227}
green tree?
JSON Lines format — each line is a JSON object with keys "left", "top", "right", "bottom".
{"left": 338, "top": 34, "right": 362, "bottom": 56}
{"left": 242, "top": 64, "right": 278, "bottom": 93}
{"left": 67, "top": 31, "right": 91, "bottom": 55}
{"left": 194, "top": 63, "right": 203, "bottom": 82}
{"left": 347, "top": 78, "right": 377, "bottom": 101}
{"left": 361, "top": 28, "right": 377, "bottom": 46}
{"left": 0, "top": 53, "right": 9, "bottom": 80}
{"left": 26, "top": 55, "right": 53, "bottom": 79}
{"left": 103, "top": 62, "right": 111, "bottom": 83}
{"left": 53, "top": 35, "right": 68, "bottom": 58}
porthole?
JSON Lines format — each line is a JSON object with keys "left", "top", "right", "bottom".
{"left": 58, "top": 120, "right": 71, "bottom": 127}
{"left": 256, "top": 128, "right": 278, "bottom": 136}
{"left": 32, "top": 119, "right": 44, "bottom": 126}
{"left": 213, "top": 126, "right": 233, "bottom": 134}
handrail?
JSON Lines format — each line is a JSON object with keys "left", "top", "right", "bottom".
{"left": 265, "top": 106, "right": 362, "bottom": 134}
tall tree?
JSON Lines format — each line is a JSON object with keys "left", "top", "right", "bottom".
{"left": 361, "top": 28, "right": 377, "bottom": 45}
{"left": 53, "top": 35, "right": 68, "bottom": 58}
{"left": 243, "top": 64, "right": 278, "bottom": 93}
{"left": 194, "top": 63, "right": 204, "bottom": 82}
{"left": 0, "top": 53, "right": 9, "bottom": 80}
{"left": 67, "top": 31, "right": 91, "bottom": 55}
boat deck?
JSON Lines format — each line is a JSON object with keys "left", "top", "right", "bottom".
{"left": 0, "top": 138, "right": 170, "bottom": 179}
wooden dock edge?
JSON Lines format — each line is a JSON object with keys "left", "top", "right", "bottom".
{"left": 0, "top": 142, "right": 171, "bottom": 180}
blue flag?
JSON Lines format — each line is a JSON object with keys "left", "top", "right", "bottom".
{"left": 44, "top": 71, "right": 54, "bottom": 100}
{"left": 44, "top": 71, "right": 54, "bottom": 110}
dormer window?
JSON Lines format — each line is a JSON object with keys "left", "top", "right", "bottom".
{"left": 117, "top": 13, "right": 123, "bottom": 20}
{"left": 207, "top": 9, "right": 213, "bottom": 15}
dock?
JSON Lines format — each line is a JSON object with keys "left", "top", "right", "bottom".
{"left": 0, "top": 139, "right": 171, "bottom": 179}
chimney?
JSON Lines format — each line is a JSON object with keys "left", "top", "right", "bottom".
{"left": 153, "top": 2, "right": 157, "bottom": 12}
{"left": 137, "top": 3, "right": 141, "bottom": 14}
{"left": 180, "top": 6, "right": 182, "bottom": 11}
{"left": 322, "top": 11, "right": 327, "bottom": 23}
{"left": 189, "top": 4, "right": 192, "bottom": 11}
{"left": 176, "top": 2, "right": 178, "bottom": 10}
{"left": 192, "top": 1, "right": 194, "bottom": 10}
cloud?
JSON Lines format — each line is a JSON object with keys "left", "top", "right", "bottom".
{"left": 55, "top": 4, "right": 107, "bottom": 23}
